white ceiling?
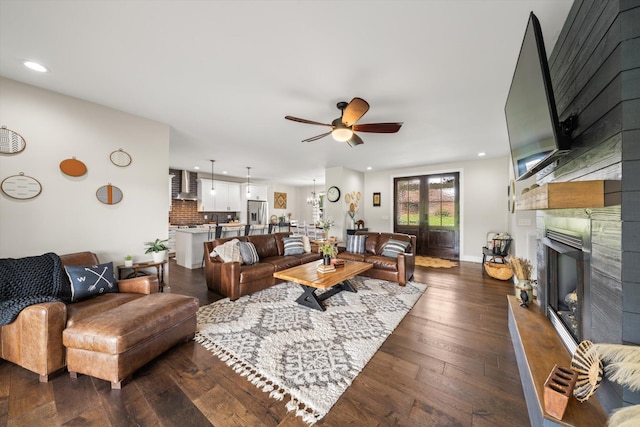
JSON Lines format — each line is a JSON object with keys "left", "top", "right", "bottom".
{"left": 0, "top": 0, "right": 574, "bottom": 186}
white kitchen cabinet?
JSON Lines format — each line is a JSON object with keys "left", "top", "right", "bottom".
{"left": 198, "top": 179, "right": 242, "bottom": 212}
{"left": 197, "top": 178, "right": 216, "bottom": 212}
{"left": 226, "top": 182, "right": 242, "bottom": 211}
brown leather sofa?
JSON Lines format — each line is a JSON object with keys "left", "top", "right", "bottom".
{"left": 0, "top": 251, "right": 198, "bottom": 386}
{"left": 336, "top": 231, "right": 416, "bottom": 286}
{"left": 204, "top": 232, "right": 321, "bottom": 300}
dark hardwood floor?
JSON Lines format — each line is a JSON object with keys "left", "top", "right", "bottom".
{"left": 0, "top": 260, "right": 530, "bottom": 426}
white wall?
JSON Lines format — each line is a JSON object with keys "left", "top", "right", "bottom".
{"left": 324, "top": 166, "right": 364, "bottom": 241}
{"left": 363, "top": 156, "right": 510, "bottom": 262}
{"left": 0, "top": 78, "right": 170, "bottom": 264}
{"left": 263, "top": 181, "right": 300, "bottom": 223}
{"left": 507, "top": 168, "right": 538, "bottom": 276}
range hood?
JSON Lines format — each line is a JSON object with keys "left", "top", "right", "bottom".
{"left": 174, "top": 170, "right": 198, "bottom": 200}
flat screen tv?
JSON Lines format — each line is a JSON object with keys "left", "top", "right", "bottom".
{"left": 505, "top": 12, "right": 572, "bottom": 181}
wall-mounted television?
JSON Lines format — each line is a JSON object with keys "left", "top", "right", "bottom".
{"left": 505, "top": 12, "right": 573, "bottom": 181}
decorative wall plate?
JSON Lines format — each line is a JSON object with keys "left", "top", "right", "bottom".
{"left": 96, "top": 184, "right": 123, "bottom": 204}
{"left": 60, "top": 157, "right": 87, "bottom": 176}
{"left": 110, "top": 149, "right": 132, "bottom": 167}
{"left": 1, "top": 172, "right": 42, "bottom": 199}
{"left": 345, "top": 193, "right": 351, "bottom": 203}
{"left": 0, "top": 126, "right": 26, "bottom": 154}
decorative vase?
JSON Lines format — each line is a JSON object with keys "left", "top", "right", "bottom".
{"left": 323, "top": 254, "right": 331, "bottom": 266}
{"left": 152, "top": 250, "right": 166, "bottom": 263}
{"left": 349, "top": 217, "right": 355, "bottom": 229}
{"left": 322, "top": 230, "right": 328, "bottom": 240}
{"left": 516, "top": 279, "right": 533, "bottom": 302}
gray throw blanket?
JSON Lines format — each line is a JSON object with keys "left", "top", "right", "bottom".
{"left": 0, "top": 252, "right": 64, "bottom": 326}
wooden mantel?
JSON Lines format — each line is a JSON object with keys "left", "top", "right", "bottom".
{"left": 515, "top": 180, "right": 621, "bottom": 211}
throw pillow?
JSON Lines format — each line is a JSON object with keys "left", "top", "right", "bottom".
{"left": 301, "top": 235, "right": 311, "bottom": 253}
{"left": 346, "top": 234, "right": 366, "bottom": 254}
{"left": 283, "top": 236, "right": 305, "bottom": 256}
{"left": 238, "top": 241, "right": 260, "bottom": 265}
{"left": 64, "top": 262, "right": 118, "bottom": 303}
{"left": 212, "top": 239, "right": 242, "bottom": 263}
{"left": 381, "top": 238, "right": 411, "bottom": 258}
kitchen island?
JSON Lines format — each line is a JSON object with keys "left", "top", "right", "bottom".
{"left": 174, "top": 224, "right": 267, "bottom": 269}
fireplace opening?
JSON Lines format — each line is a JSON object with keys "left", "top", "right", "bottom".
{"left": 542, "top": 225, "right": 590, "bottom": 355}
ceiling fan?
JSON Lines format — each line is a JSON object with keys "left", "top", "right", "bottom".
{"left": 285, "top": 97, "right": 403, "bottom": 147}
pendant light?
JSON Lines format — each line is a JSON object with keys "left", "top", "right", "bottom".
{"left": 307, "top": 179, "right": 318, "bottom": 205}
{"left": 209, "top": 160, "right": 216, "bottom": 195}
{"left": 246, "top": 167, "right": 251, "bottom": 198}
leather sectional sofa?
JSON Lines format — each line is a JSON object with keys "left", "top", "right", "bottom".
{"left": 204, "top": 232, "right": 322, "bottom": 301}
{"left": 336, "top": 231, "right": 416, "bottom": 286}
{"left": 0, "top": 251, "right": 198, "bottom": 387}
{"left": 204, "top": 230, "right": 416, "bottom": 301}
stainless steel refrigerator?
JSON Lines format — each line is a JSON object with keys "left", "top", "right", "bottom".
{"left": 247, "top": 200, "right": 267, "bottom": 225}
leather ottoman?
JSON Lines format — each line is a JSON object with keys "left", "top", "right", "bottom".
{"left": 62, "top": 293, "right": 199, "bottom": 389}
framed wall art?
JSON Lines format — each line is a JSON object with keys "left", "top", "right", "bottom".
{"left": 1, "top": 172, "right": 41, "bottom": 199}
{"left": 0, "top": 126, "right": 27, "bottom": 154}
{"left": 274, "top": 192, "right": 287, "bottom": 209}
{"left": 373, "top": 192, "right": 381, "bottom": 207}
{"left": 110, "top": 149, "right": 132, "bottom": 167}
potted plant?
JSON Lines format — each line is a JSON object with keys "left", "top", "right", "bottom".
{"left": 144, "top": 238, "right": 169, "bottom": 263}
{"left": 124, "top": 255, "right": 133, "bottom": 267}
{"left": 320, "top": 243, "right": 337, "bottom": 266}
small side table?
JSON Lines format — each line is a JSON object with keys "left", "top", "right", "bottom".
{"left": 117, "top": 260, "right": 167, "bottom": 292}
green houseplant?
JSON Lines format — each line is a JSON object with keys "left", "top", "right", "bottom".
{"left": 124, "top": 254, "right": 133, "bottom": 267}
{"left": 320, "top": 243, "right": 337, "bottom": 265}
{"left": 144, "top": 238, "right": 169, "bottom": 263}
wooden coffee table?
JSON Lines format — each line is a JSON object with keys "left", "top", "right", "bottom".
{"left": 273, "top": 260, "right": 373, "bottom": 311}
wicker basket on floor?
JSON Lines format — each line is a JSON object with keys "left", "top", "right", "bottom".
{"left": 484, "top": 257, "right": 514, "bottom": 280}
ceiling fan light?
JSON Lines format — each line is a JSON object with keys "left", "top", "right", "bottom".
{"left": 332, "top": 128, "right": 353, "bottom": 142}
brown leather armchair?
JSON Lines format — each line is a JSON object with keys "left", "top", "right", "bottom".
{"left": 0, "top": 251, "right": 157, "bottom": 382}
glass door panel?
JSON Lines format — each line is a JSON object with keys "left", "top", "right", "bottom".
{"left": 394, "top": 173, "right": 459, "bottom": 259}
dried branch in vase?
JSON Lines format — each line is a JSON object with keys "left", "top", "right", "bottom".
{"left": 509, "top": 257, "right": 532, "bottom": 281}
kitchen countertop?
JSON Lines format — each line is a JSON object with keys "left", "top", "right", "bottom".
{"left": 174, "top": 224, "right": 269, "bottom": 234}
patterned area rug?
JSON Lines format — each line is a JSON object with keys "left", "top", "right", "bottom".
{"left": 195, "top": 276, "right": 427, "bottom": 424}
{"left": 415, "top": 256, "right": 458, "bottom": 268}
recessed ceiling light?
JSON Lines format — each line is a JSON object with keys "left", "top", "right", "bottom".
{"left": 366, "top": 166, "right": 372, "bottom": 170}
{"left": 478, "top": 152, "right": 486, "bottom": 157}
{"left": 24, "top": 61, "right": 48, "bottom": 72}
{"left": 194, "top": 166, "right": 200, "bottom": 170}
{"left": 222, "top": 171, "right": 228, "bottom": 174}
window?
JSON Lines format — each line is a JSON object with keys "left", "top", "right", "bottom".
{"left": 396, "top": 178, "right": 420, "bottom": 226}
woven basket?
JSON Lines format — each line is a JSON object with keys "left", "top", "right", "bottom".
{"left": 484, "top": 257, "right": 513, "bottom": 280}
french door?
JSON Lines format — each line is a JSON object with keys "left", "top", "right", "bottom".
{"left": 394, "top": 172, "right": 459, "bottom": 259}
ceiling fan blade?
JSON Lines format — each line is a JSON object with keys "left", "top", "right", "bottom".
{"left": 346, "top": 133, "right": 364, "bottom": 147}
{"left": 342, "top": 97, "right": 370, "bottom": 127}
{"left": 302, "top": 131, "right": 332, "bottom": 142}
{"left": 285, "top": 116, "right": 332, "bottom": 127}
{"left": 352, "top": 122, "right": 403, "bottom": 133}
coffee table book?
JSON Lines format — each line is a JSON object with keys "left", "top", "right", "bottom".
{"left": 317, "top": 264, "right": 336, "bottom": 273}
